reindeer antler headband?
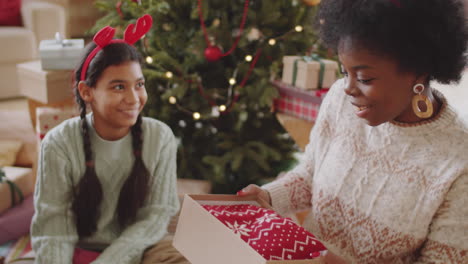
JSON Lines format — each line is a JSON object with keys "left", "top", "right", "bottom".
{"left": 80, "top": 14, "right": 153, "bottom": 81}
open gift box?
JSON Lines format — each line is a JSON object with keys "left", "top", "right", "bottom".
{"left": 173, "top": 194, "right": 326, "bottom": 264}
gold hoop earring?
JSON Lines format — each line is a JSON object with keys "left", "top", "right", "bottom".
{"left": 411, "top": 84, "right": 433, "bottom": 119}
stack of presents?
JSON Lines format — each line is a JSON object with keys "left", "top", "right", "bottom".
{"left": 273, "top": 55, "right": 339, "bottom": 123}
{"left": 0, "top": 35, "right": 82, "bottom": 263}
{"left": 1, "top": 34, "right": 338, "bottom": 262}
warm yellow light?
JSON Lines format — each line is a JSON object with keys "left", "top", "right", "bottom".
{"left": 268, "top": 39, "right": 276, "bottom": 46}
{"left": 245, "top": 55, "right": 253, "bottom": 62}
{"left": 169, "top": 96, "right": 177, "bottom": 104}
{"left": 295, "top": 25, "right": 303, "bottom": 32}
{"left": 146, "top": 56, "right": 153, "bottom": 64}
{"left": 165, "top": 71, "right": 173, "bottom": 78}
{"left": 229, "top": 78, "right": 236, "bottom": 85}
{"left": 193, "top": 112, "right": 201, "bottom": 120}
{"left": 219, "top": 105, "right": 227, "bottom": 112}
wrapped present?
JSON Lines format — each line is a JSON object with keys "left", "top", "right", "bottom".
{"left": 272, "top": 80, "right": 329, "bottom": 122}
{"left": 282, "top": 55, "right": 338, "bottom": 90}
{"left": 0, "top": 167, "right": 34, "bottom": 215}
{"left": 39, "top": 33, "right": 84, "bottom": 70}
{"left": 173, "top": 194, "right": 326, "bottom": 264}
{"left": 17, "top": 60, "right": 74, "bottom": 104}
{"left": 0, "top": 195, "right": 34, "bottom": 244}
{"left": 36, "top": 106, "right": 79, "bottom": 141}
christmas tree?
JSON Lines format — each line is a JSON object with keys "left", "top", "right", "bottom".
{"left": 91, "top": 0, "right": 324, "bottom": 193}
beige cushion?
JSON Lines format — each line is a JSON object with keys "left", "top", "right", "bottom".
{"left": 0, "top": 140, "right": 23, "bottom": 167}
{"left": 0, "top": 110, "right": 37, "bottom": 167}
{"left": 0, "top": 27, "right": 36, "bottom": 63}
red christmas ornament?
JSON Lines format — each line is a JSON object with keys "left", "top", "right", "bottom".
{"left": 204, "top": 46, "right": 223, "bottom": 62}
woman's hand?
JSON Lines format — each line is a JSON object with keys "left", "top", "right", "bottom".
{"left": 237, "top": 184, "right": 272, "bottom": 206}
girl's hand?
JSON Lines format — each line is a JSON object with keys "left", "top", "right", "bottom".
{"left": 237, "top": 184, "right": 272, "bottom": 206}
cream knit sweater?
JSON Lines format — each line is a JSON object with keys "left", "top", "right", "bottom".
{"left": 264, "top": 79, "right": 468, "bottom": 264}
{"left": 31, "top": 114, "right": 180, "bottom": 264}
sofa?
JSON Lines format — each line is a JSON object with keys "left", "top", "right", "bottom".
{"left": 0, "top": 1, "right": 66, "bottom": 100}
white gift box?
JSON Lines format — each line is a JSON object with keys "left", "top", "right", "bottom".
{"left": 39, "top": 37, "right": 84, "bottom": 70}
{"left": 36, "top": 106, "right": 79, "bottom": 141}
{"left": 282, "top": 56, "right": 338, "bottom": 90}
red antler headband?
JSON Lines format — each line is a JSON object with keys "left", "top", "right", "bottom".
{"left": 80, "top": 14, "right": 153, "bottom": 81}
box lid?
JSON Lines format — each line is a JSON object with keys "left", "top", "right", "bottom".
{"left": 39, "top": 39, "right": 84, "bottom": 58}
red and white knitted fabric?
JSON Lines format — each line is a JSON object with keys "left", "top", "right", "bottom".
{"left": 202, "top": 204, "right": 326, "bottom": 261}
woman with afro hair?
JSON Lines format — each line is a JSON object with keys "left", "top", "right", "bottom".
{"left": 239, "top": 0, "right": 468, "bottom": 263}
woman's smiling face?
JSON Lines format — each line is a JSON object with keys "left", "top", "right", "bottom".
{"left": 339, "top": 38, "right": 426, "bottom": 126}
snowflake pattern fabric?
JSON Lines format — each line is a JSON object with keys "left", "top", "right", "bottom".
{"left": 202, "top": 204, "right": 326, "bottom": 260}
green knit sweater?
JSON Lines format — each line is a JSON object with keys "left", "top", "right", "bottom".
{"left": 31, "top": 113, "right": 180, "bottom": 264}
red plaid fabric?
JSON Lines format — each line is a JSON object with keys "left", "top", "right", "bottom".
{"left": 275, "top": 96, "right": 321, "bottom": 122}
{"left": 202, "top": 204, "right": 326, "bottom": 261}
{"left": 272, "top": 80, "right": 328, "bottom": 122}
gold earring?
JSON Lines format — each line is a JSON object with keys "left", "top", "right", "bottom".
{"left": 411, "top": 84, "right": 433, "bottom": 119}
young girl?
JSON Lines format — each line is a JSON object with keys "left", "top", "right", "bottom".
{"left": 31, "top": 15, "right": 188, "bottom": 264}
{"left": 239, "top": 0, "right": 468, "bottom": 263}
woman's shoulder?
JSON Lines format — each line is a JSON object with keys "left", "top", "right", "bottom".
{"left": 441, "top": 110, "right": 468, "bottom": 150}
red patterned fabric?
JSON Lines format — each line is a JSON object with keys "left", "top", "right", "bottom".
{"left": 0, "top": 0, "right": 22, "bottom": 26}
{"left": 272, "top": 80, "right": 328, "bottom": 122}
{"left": 202, "top": 204, "right": 326, "bottom": 260}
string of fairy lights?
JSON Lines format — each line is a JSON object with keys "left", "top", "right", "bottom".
{"left": 143, "top": 24, "right": 305, "bottom": 122}
{"left": 142, "top": 0, "right": 307, "bottom": 121}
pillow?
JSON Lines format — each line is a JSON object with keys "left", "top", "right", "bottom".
{"left": 0, "top": 140, "right": 23, "bottom": 167}
{"left": 203, "top": 204, "right": 327, "bottom": 261}
{"left": 0, "top": 0, "right": 22, "bottom": 26}
{"left": 0, "top": 110, "right": 36, "bottom": 167}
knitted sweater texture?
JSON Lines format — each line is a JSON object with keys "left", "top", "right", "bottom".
{"left": 31, "top": 114, "right": 180, "bottom": 264}
{"left": 264, "top": 79, "right": 468, "bottom": 264}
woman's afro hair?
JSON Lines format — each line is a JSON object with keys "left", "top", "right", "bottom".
{"left": 316, "top": 0, "right": 468, "bottom": 84}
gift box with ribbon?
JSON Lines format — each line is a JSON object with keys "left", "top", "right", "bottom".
{"left": 39, "top": 32, "right": 84, "bottom": 71}
{"left": 272, "top": 80, "right": 329, "bottom": 122}
{"left": 36, "top": 106, "right": 79, "bottom": 141}
{"left": 0, "top": 167, "right": 34, "bottom": 215}
{"left": 281, "top": 55, "right": 338, "bottom": 90}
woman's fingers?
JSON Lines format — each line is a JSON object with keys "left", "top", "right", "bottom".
{"left": 237, "top": 184, "right": 272, "bottom": 206}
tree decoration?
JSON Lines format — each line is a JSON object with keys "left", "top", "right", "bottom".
{"left": 91, "top": 0, "right": 327, "bottom": 193}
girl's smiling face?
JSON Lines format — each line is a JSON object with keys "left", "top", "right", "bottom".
{"left": 338, "top": 38, "right": 427, "bottom": 126}
{"left": 79, "top": 61, "right": 147, "bottom": 140}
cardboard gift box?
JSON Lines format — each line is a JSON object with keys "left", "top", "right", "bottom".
{"left": 0, "top": 195, "right": 34, "bottom": 244}
{"left": 39, "top": 37, "right": 84, "bottom": 70}
{"left": 17, "top": 60, "right": 74, "bottom": 104}
{"left": 0, "top": 167, "right": 34, "bottom": 215}
{"left": 272, "top": 80, "right": 328, "bottom": 123}
{"left": 173, "top": 194, "right": 325, "bottom": 264}
{"left": 282, "top": 56, "right": 338, "bottom": 90}
{"left": 36, "top": 106, "right": 79, "bottom": 141}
